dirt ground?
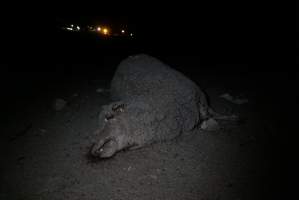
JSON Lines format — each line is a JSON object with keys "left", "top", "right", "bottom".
{"left": 0, "top": 63, "right": 285, "bottom": 200}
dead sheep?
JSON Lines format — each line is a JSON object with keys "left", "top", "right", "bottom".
{"left": 90, "top": 54, "right": 236, "bottom": 158}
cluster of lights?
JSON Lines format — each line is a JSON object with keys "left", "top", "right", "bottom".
{"left": 64, "top": 24, "right": 80, "bottom": 31}
{"left": 96, "top": 26, "right": 110, "bottom": 35}
{"left": 62, "top": 24, "right": 134, "bottom": 37}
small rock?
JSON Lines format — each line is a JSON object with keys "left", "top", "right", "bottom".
{"left": 53, "top": 98, "right": 67, "bottom": 111}
{"left": 149, "top": 174, "right": 158, "bottom": 180}
{"left": 201, "top": 118, "right": 220, "bottom": 131}
{"left": 220, "top": 93, "right": 234, "bottom": 101}
{"left": 96, "top": 88, "right": 105, "bottom": 93}
{"left": 220, "top": 93, "right": 248, "bottom": 105}
{"left": 123, "top": 166, "right": 133, "bottom": 171}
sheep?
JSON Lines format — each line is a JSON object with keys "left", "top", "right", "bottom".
{"left": 90, "top": 54, "right": 235, "bottom": 158}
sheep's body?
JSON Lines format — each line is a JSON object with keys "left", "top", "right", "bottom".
{"left": 91, "top": 54, "right": 214, "bottom": 158}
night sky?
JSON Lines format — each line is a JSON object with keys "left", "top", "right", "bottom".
{"left": 0, "top": 4, "right": 290, "bottom": 73}
{"left": 3, "top": 3, "right": 275, "bottom": 63}
{"left": 53, "top": 12, "right": 270, "bottom": 66}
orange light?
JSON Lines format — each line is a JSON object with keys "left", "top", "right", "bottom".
{"left": 103, "top": 28, "right": 109, "bottom": 35}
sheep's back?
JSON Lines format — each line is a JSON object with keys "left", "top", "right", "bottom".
{"left": 110, "top": 54, "right": 208, "bottom": 134}
{"left": 111, "top": 54, "right": 200, "bottom": 102}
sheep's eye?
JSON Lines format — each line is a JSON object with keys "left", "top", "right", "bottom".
{"left": 105, "top": 113, "right": 114, "bottom": 120}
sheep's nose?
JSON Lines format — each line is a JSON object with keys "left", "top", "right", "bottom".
{"left": 95, "top": 148, "right": 103, "bottom": 155}
{"left": 90, "top": 144, "right": 103, "bottom": 157}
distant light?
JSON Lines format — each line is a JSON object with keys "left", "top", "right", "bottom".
{"left": 103, "top": 28, "right": 109, "bottom": 35}
{"left": 77, "top": 26, "right": 80, "bottom": 30}
{"left": 130, "top": 33, "right": 133, "bottom": 36}
{"left": 121, "top": 29, "right": 125, "bottom": 33}
{"left": 97, "top": 27, "right": 101, "bottom": 31}
{"left": 70, "top": 24, "right": 74, "bottom": 27}
{"left": 66, "top": 27, "right": 73, "bottom": 31}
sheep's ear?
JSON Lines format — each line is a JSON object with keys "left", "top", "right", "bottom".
{"left": 112, "top": 102, "right": 125, "bottom": 113}
{"left": 105, "top": 113, "right": 114, "bottom": 120}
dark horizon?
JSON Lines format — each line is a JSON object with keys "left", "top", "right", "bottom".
{"left": 2, "top": 12, "right": 271, "bottom": 63}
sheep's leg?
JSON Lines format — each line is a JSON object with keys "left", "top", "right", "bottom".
{"left": 208, "top": 108, "right": 238, "bottom": 120}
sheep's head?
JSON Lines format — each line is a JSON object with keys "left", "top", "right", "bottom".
{"left": 90, "top": 102, "right": 129, "bottom": 159}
